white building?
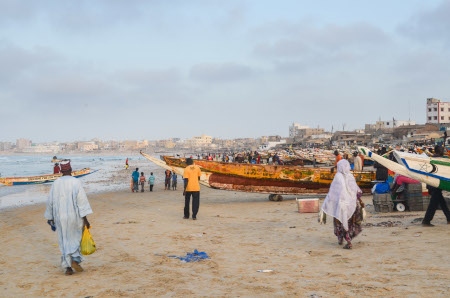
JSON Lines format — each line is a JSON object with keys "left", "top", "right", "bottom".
{"left": 289, "top": 123, "right": 324, "bottom": 138}
{"left": 188, "top": 134, "right": 213, "bottom": 147}
{"left": 426, "top": 97, "right": 450, "bottom": 124}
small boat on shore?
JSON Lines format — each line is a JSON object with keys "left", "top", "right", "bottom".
{"left": 149, "top": 153, "right": 376, "bottom": 195}
{"left": 0, "top": 168, "right": 98, "bottom": 186}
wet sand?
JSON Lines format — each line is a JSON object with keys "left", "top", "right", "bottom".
{"left": 1, "top": 185, "right": 449, "bottom": 297}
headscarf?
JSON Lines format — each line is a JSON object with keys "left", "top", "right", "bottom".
{"left": 321, "top": 159, "right": 361, "bottom": 231}
{"left": 60, "top": 160, "right": 72, "bottom": 173}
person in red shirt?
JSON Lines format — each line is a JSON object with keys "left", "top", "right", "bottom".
{"left": 334, "top": 150, "right": 342, "bottom": 168}
{"left": 53, "top": 163, "right": 61, "bottom": 174}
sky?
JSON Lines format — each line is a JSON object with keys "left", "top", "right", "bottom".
{"left": 1, "top": 0, "right": 450, "bottom": 143}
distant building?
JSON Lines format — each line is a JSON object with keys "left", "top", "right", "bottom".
{"left": 191, "top": 134, "right": 212, "bottom": 147}
{"left": 289, "top": 123, "right": 324, "bottom": 139}
{"left": 16, "top": 138, "right": 32, "bottom": 149}
{"left": 77, "top": 142, "right": 99, "bottom": 151}
{"left": 0, "top": 142, "right": 13, "bottom": 151}
{"left": 426, "top": 97, "right": 450, "bottom": 124}
{"left": 365, "top": 119, "right": 416, "bottom": 132}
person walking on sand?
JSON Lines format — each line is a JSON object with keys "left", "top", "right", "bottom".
{"left": 148, "top": 172, "right": 155, "bottom": 191}
{"left": 44, "top": 160, "right": 92, "bottom": 276}
{"left": 172, "top": 171, "right": 178, "bottom": 190}
{"left": 125, "top": 158, "right": 129, "bottom": 170}
{"left": 131, "top": 168, "right": 139, "bottom": 193}
{"left": 164, "top": 169, "right": 172, "bottom": 190}
{"left": 183, "top": 158, "right": 201, "bottom": 220}
{"left": 320, "top": 159, "right": 364, "bottom": 249}
{"left": 139, "top": 172, "right": 146, "bottom": 192}
{"left": 422, "top": 145, "right": 450, "bottom": 227}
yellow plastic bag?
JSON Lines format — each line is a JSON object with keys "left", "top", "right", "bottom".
{"left": 80, "top": 227, "right": 96, "bottom": 255}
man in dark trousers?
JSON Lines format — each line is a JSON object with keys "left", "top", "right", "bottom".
{"left": 183, "top": 158, "right": 201, "bottom": 220}
{"left": 422, "top": 145, "right": 450, "bottom": 227}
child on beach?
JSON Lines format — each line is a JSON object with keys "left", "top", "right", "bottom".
{"left": 139, "top": 172, "right": 146, "bottom": 192}
{"left": 148, "top": 172, "right": 155, "bottom": 192}
{"left": 172, "top": 171, "right": 177, "bottom": 190}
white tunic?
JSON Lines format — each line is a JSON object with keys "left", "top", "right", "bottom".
{"left": 44, "top": 176, "right": 93, "bottom": 268}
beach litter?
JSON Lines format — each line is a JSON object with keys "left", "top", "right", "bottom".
{"left": 177, "top": 249, "right": 210, "bottom": 262}
{"left": 257, "top": 269, "right": 274, "bottom": 273}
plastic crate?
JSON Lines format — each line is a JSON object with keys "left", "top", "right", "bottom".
{"left": 407, "top": 195, "right": 429, "bottom": 211}
{"left": 373, "top": 193, "right": 392, "bottom": 204}
{"left": 405, "top": 183, "right": 423, "bottom": 192}
{"left": 374, "top": 202, "right": 394, "bottom": 213}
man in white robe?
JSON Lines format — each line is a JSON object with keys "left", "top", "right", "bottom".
{"left": 44, "top": 160, "right": 93, "bottom": 275}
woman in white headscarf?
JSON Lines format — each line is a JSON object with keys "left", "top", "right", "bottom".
{"left": 321, "top": 159, "right": 364, "bottom": 249}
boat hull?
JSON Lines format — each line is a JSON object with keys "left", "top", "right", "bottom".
{"left": 0, "top": 168, "right": 97, "bottom": 186}
{"left": 147, "top": 153, "right": 375, "bottom": 194}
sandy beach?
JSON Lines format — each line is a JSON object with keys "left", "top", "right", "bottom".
{"left": 1, "top": 183, "right": 450, "bottom": 297}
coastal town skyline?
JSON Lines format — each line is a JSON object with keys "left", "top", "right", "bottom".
{"left": 1, "top": 1, "right": 450, "bottom": 143}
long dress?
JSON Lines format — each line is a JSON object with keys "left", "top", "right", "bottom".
{"left": 333, "top": 201, "right": 363, "bottom": 244}
{"left": 321, "top": 159, "right": 363, "bottom": 245}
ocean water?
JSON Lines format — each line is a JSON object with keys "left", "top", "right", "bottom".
{"left": 0, "top": 154, "right": 165, "bottom": 210}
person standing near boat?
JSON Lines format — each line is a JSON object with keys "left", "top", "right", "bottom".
{"left": 183, "top": 158, "right": 201, "bottom": 220}
{"left": 352, "top": 152, "right": 363, "bottom": 172}
{"left": 333, "top": 150, "right": 342, "bottom": 168}
{"left": 44, "top": 160, "right": 92, "bottom": 275}
{"left": 131, "top": 168, "right": 140, "bottom": 193}
{"left": 172, "top": 171, "right": 178, "bottom": 190}
{"left": 148, "top": 172, "right": 155, "bottom": 191}
{"left": 164, "top": 169, "right": 172, "bottom": 190}
{"left": 320, "top": 159, "right": 364, "bottom": 249}
{"left": 54, "top": 163, "right": 61, "bottom": 174}
{"left": 422, "top": 145, "right": 450, "bottom": 227}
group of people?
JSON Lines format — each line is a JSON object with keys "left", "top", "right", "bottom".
{"left": 333, "top": 150, "right": 364, "bottom": 172}
{"left": 131, "top": 168, "right": 156, "bottom": 193}
{"left": 164, "top": 169, "right": 178, "bottom": 190}
{"left": 44, "top": 148, "right": 449, "bottom": 277}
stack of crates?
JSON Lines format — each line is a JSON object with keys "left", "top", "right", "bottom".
{"left": 372, "top": 193, "right": 394, "bottom": 213}
{"left": 404, "top": 183, "right": 429, "bottom": 211}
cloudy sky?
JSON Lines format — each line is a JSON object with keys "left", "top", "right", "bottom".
{"left": 1, "top": 0, "right": 450, "bottom": 143}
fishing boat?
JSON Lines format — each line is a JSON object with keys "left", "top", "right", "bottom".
{"left": 146, "top": 152, "right": 376, "bottom": 195}
{"left": 358, "top": 146, "right": 450, "bottom": 191}
{"left": 0, "top": 168, "right": 98, "bottom": 186}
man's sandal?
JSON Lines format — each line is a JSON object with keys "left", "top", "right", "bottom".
{"left": 71, "top": 261, "right": 84, "bottom": 272}
{"left": 343, "top": 244, "right": 352, "bottom": 249}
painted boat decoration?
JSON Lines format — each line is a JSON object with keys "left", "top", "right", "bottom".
{"left": 0, "top": 168, "right": 98, "bottom": 186}
{"left": 146, "top": 152, "right": 376, "bottom": 194}
{"left": 358, "top": 146, "right": 450, "bottom": 191}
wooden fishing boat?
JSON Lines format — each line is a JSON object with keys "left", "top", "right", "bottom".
{"left": 0, "top": 168, "right": 98, "bottom": 186}
{"left": 358, "top": 146, "right": 450, "bottom": 191}
{"left": 160, "top": 155, "right": 188, "bottom": 168}
{"left": 146, "top": 152, "right": 376, "bottom": 194}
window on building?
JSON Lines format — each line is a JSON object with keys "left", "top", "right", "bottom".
{"left": 441, "top": 116, "right": 444, "bottom": 120}
{"left": 442, "top": 108, "right": 445, "bottom": 112}
{"left": 429, "top": 108, "right": 432, "bottom": 112}
{"left": 428, "top": 117, "right": 432, "bottom": 121}
{"left": 434, "top": 116, "right": 438, "bottom": 120}
{"left": 434, "top": 108, "right": 438, "bottom": 111}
